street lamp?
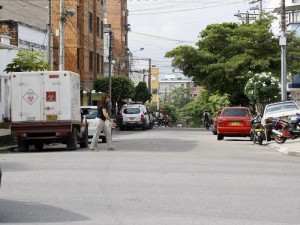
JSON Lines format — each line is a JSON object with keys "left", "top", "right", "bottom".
{"left": 131, "top": 48, "right": 145, "bottom": 53}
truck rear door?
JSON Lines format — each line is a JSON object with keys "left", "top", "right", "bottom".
{"left": 19, "top": 74, "right": 42, "bottom": 121}
{"left": 43, "top": 73, "right": 61, "bottom": 121}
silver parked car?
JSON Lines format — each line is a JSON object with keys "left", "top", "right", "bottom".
{"left": 261, "top": 101, "right": 300, "bottom": 125}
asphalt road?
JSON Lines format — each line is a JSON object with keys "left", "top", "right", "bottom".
{"left": 1, "top": 128, "right": 300, "bottom": 225}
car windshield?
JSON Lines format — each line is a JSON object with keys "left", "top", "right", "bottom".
{"left": 123, "top": 108, "right": 141, "bottom": 114}
{"left": 83, "top": 108, "right": 97, "bottom": 119}
{"left": 221, "top": 108, "right": 249, "bottom": 117}
{"left": 265, "top": 102, "right": 299, "bottom": 114}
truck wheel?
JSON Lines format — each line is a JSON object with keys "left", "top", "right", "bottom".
{"left": 80, "top": 126, "right": 88, "bottom": 148}
{"left": 67, "top": 128, "right": 78, "bottom": 150}
{"left": 34, "top": 143, "right": 44, "bottom": 150}
{"left": 18, "top": 139, "right": 29, "bottom": 151}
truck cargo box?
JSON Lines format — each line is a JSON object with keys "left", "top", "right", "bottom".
{"left": 10, "top": 71, "right": 88, "bottom": 151}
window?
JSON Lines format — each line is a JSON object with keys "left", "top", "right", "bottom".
{"left": 77, "top": 48, "right": 80, "bottom": 70}
{"left": 101, "top": 21, "right": 103, "bottom": 39}
{"left": 77, "top": 6, "right": 80, "bottom": 28}
{"left": 89, "top": 12, "right": 93, "bottom": 33}
{"left": 123, "top": 108, "right": 141, "bottom": 114}
{"left": 96, "top": 53, "right": 100, "bottom": 73}
{"left": 89, "top": 51, "right": 93, "bottom": 71}
{"left": 181, "top": 84, "right": 185, "bottom": 87}
{"left": 101, "top": 55, "right": 104, "bottom": 73}
{"left": 193, "top": 83, "right": 198, "bottom": 87}
{"left": 97, "top": 17, "right": 100, "bottom": 36}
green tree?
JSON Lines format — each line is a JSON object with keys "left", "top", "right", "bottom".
{"left": 165, "top": 18, "right": 300, "bottom": 105}
{"left": 244, "top": 72, "right": 280, "bottom": 114}
{"left": 94, "top": 76, "right": 135, "bottom": 107}
{"left": 169, "top": 86, "right": 192, "bottom": 108}
{"left": 181, "top": 90, "right": 231, "bottom": 127}
{"left": 4, "top": 51, "right": 50, "bottom": 73}
{"left": 132, "top": 82, "right": 152, "bottom": 104}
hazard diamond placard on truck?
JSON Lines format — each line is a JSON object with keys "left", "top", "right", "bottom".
{"left": 23, "top": 89, "right": 39, "bottom": 105}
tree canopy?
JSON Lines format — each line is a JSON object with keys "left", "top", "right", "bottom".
{"left": 4, "top": 51, "right": 50, "bottom": 73}
{"left": 132, "top": 82, "right": 152, "bottom": 104}
{"left": 165, "top": 18, "right": 300, "bottom": 105}
{"left": 244, "top": 72, "right": 280, "bottom": 114}
{"left": 94, "top": 76, "right": 135, "bottom": 106}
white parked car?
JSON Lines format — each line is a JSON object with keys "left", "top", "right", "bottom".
{"left": 261, "top": 101, "right": 300, "bottom": 125}
{"left": 119, "top": 104, "right": 151, "bottom": 130}
{"left": 81, "top": 106, "right": 112, "bottom": 143}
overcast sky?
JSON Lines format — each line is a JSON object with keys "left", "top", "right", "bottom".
{"left": 127, "top": 0, "right": 281, "bottom": 75}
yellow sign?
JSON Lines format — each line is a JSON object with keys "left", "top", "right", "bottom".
{"left": 46, "top": 114, "right": 58, "bottom": 121}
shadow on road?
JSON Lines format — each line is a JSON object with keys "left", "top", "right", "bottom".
{"left": 0, "top": 199, "right": 89, "bottom": 223}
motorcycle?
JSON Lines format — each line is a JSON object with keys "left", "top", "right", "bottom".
{"left": 250, "top": 115, "right": 265, "bottom": 145}
{"left": 204, "top": 119, "right": 211, "bottom": 130}
{"left": 272, "top": 114, "right": 300, "bottom": 144}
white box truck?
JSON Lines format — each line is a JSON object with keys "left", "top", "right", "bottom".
{"left": 10, "top": 71, "right": 88, "bottom": 151}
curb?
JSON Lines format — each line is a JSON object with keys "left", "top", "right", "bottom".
{"left": 269, "top": 143, "right": 300, "bottom": 156}
{"left": 0, "top": 145, "right": 17, "bottom": 153}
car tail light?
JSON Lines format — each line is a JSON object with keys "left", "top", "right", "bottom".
{"left": 246, "top": 119, "right": 251, "bottom": 126}
{"left": 141, "top": 114, "right": 145, "bottom": 120}
{"left": 218, "top": 119, "right": 225, "bottom": 126}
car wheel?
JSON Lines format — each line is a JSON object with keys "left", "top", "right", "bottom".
{"left": 217, "top": 133, "right": 224, "bottom": 140}
{"left": 212, "top": 126, "right": 217, "bottom": 135}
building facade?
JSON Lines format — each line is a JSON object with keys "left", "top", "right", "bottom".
{"left": 107, "top": 0, "right": 129, "bottom": 76}
{"left": 159, "top": 79, "right": 201, "bottom": 105}
{"left": 52, "top": 1, "right": 104, "bottom": 91}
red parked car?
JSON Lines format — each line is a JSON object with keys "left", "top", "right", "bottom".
{"left": 212, "top": 111, "right": 221, "bottom": 135}
{"left": 217, "top": 107, "right": 252, "bottom": 140}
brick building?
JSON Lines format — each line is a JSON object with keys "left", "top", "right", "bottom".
{"left": 107, "top": 0, "right": 129, "bottom": 76}
{"left": 52, "top": 1, "right": 104, "bottom": 91}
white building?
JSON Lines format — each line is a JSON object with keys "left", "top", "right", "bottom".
{"left": 0, "top": 74, "right": 9, "bottom": 122}
{"left": 0, "top": 21, "right": 48, "bottom": 121}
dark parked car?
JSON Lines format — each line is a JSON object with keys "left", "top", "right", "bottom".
{"left": 212, "top": 111, "right": 221, "bottom": 135}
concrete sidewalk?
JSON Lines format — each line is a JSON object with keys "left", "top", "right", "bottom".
{"left": 268, "top": 138, "right": 300, "bottom": 156}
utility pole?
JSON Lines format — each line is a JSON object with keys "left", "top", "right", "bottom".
{"left": 280, "top": 0, "right": 287, "bottom": 101}
{"left": 59, "top": 0, "right": 65, "bottom": 70}
{"left": 48, "top": 0, "right": 52, "bottom": 69}
{"left": 108, "top": 30, "right": 113, "bottom": 115}
{"left": 148, "top": 59, "right": 152, "bottom": 91}
{"left": 259, "top": 0, "right": 263, "bottom": 20}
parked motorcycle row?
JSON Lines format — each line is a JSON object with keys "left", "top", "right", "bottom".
{"left": 209, "top": 101, "right": 300, "bottom": 145}
{"left": 251, "top": 113, "right": 300, "bottom": 145}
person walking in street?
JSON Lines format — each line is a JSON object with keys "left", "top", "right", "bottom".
{"left": 90, "top": 93, "right": 116, "bottom": 151}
